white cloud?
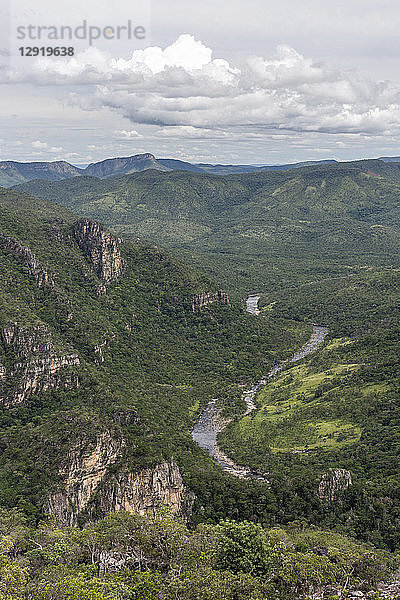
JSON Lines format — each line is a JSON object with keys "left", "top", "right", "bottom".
{"left": 31, "top": 140, "right": 63, "bottom": 152}
{"left": 114, "top": 129, "right": 143, "bottom": 139}
{"left": 5, "top": 34, "right": 400, "bottom": 139}
{"left": 159, "top": 125, "right": 229, "bottom": 139}
{"left": 31, "top": 140, "right": 48, "bottom": 150}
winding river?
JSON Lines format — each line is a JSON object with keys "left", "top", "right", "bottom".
{"left": 192, "top": 295, "right": 329, "bottom": 480}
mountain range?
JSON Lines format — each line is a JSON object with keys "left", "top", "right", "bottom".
{"left": 3, "top": 152, "right": 393, "bottom": 187}
{"left": 14, "top": 158, "right": 400, "bottom": 295}
{"left": 3, "top": 152, "right": 400, "bottom": 188}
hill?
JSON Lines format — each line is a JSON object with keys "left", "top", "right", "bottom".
{"left": 0, "top": 154, "right": 167, "bottom": 187}
{"left": 220, "top": 267, "right": 400, "bottom": 549}
{"left": 0, "top": 186, "right": 310, "bottom": 527}
{"left": 0, "top": 153, "right": 345, "bottom": 187}
{"left": 85, "top": 153, "right": 169, "bottom": 177}
{"left": 0, "top": 160, "right": 81, "bottom": 187}
{"left": 15, "top": 159, "right": 400, "bottom": 295}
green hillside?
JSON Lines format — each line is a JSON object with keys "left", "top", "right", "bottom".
{"left": 220, "top": 268, "right": 400, "bottom": 549}
{"left": 15, "top": 159, "right": 400, "bottom": 295}
{"left": 3, "top": 163, "right": 400, "bottom": 597}
{"left": 0, "top": 187, "right": 309, "bottom": 525}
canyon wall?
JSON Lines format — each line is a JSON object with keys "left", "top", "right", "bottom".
{"left": 48, "top": 431, "right": 194, "bottom": 525}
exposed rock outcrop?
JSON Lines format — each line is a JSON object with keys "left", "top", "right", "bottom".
{"left": 318, "top": 468, "right": 352, "bottom": 501}
{"left": 191, "top": 290, "right": 230, "bottom": 312}
{"left": 48, "top": 432, "right": 194, "bottom": 525}
{"left": 0, "top": 323, "right": 79, "bottom": 407}
{"left": 73, "top": 219, "right": 125, "bottom": 283}
{"left": 48, "top": 431, "right": 124, "bottom": 526}
{"left": 93, "top": 334, "right": 116, "bottom": 364}
{"left": 99, "top": 461, "right": 194, "bottom": 520}
{"left": 0, "top": 232, "right": 54, "bottom": 288}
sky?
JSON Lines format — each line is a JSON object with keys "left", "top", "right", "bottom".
{"left": 1, "top": 0, "right": 400, "bottom": 165}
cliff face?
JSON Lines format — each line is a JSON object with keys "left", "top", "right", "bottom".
{"left": 48, "top": 431, "right": 194, "bottom": 525}
{"left": 99, "top": 461, "right": 194, "bottom": 520}
{"left": 0, "top": 323, "right": 79, "bottom": 407}
{"left": 73, "top": 219, "right": 125, "bottom": 284}
{"left": 0, "top": 232, "right": 54, "bottom": 288}
{"left": 191, "top": 290, "right": 230, "bottom": 312}
{"left": 48, "top": 431, "right": 124, "bottom": 526}
{"left": 318, "top": 468, "right": 353, "bottom": 501}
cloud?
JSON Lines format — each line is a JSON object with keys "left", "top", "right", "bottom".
{"left": 114, "top": 129, "right": 143, "bottom": 139}
{"left": 6, "top": 35, "right": 400, "bottom": 137}
{"left": 31, "top": 140, "right": 63, "bottom": 152}
{"left": 31, "top": 140, "right": 48, "bottom": 150}
{"left": 159, "top": 125, "right": 229, "bottom": 139}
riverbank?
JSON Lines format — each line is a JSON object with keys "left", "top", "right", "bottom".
{"left": 192, "top": 295, "right": 329, "bottom": 479}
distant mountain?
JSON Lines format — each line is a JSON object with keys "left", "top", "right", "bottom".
{"left": 0, "top": 160, "right": 81, "bottom": 187}
{"left": 0, "top": 154, "right": 168, "bottom": 187}
{"left": 379, "top": 156, "right": 400, "bottom": 163}
{"left": 195, "top": 159, "right": 338, "bottom": 175}
{"left": 157, "top": 158, "right": 205, "bottom": 172}
{"left": 0, "top": 154, "right": 342, "bottom": 187}
{"left": 4, "top": 152, "right": 400, "bottom": 187}
{"left": 84, "top": 153, "right": 169, "bottom": 177}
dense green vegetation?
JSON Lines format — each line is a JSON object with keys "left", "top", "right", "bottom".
{"left": 15, "top": 159, "right": 400, "bottom": 296}
{"left": 5, "top": 157, "right": 400, "bottom": 595}
{"left": 0, "top": 187, "right": 308, "bottom": 525}
{"left": 220, "top": 268, "right": 400, "bottom": 550}
{"left": 0, "top": 508, "right": 397, "bottom": 600}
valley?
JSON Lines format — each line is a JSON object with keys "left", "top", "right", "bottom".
{"left": 4, "top": 0, "right": 400, "bottom": 594}
{"left": 14, "top": 158, "right": 400, "bottom": 297}
{"left": 1, "top": 157, "right": 400, "bottom": 597}
{"left": 192, "top": 296, "right": 329, "bottom": 481}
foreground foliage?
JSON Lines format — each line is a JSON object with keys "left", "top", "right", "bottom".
{"left": 0, "top": 509, "right": 397, "bottom": 600}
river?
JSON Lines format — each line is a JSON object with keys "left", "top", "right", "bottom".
{"left": 192, "top": 295, "right": 329, "bottom": 479}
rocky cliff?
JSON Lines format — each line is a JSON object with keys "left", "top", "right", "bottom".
{"left": 318, "top": 468, "right": 352, "bottom": 501}
{"left": 99, "top": 461, "right": 194, "bottom": 520}
{"left": 48, "top": 431, "right": 194, "bottom": 525}
{"left": 73, "top": 219, "right": 125, "bottom": 284}
{"left": 0, "top": 232, "right": 54, "bottom": 288}
{"left": 0, "top": 323, "right": 79, "bottom": 407}
{"left": 48, "top": 431, "right": 124, "bottom": 525}
{"left": 191, "top": 290, "right": 230, "bottom": 312}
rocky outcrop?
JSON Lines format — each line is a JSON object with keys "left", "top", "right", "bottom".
{"left": 99, "top": 461, "right": 194, "bottom": 519}
{"left": 48, "top": 431, "right": 124, "bottom": 526}
{"left": 0, "top": 323, "right": 79, "bottom": 407}
{"left": 73, "top": 219, "right": 124, "bottom": 283}
{"left": 0, "top": 232, "right": 54, "bottom": 288}
{"left": 93, "top": 334, "right": 116, "bottom": 364}
{"left": 318, "top": 468, "right": 352, "bottom": 501}
{"left": 191, "top": 290, "right": 230, "bottom": 312}
{"left": 47, "top": 431, "right": 194, "bottom": 525}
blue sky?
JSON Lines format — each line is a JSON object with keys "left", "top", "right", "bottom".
{"left": 1, "top": 0, "right": 400, "bottom": 164}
